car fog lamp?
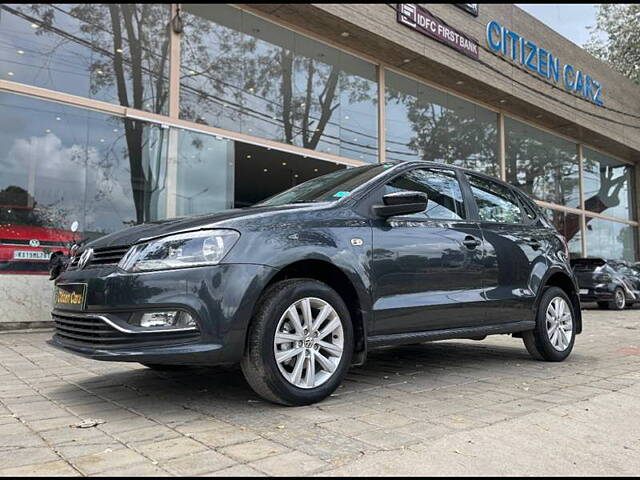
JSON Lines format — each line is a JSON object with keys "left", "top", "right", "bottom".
{"left": 137, "top": 311, "right": 197, "bottom": 330}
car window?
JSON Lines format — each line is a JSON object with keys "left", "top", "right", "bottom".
{"left": 466, "top": 174, "right": 523, "bottom": 224}
{"left": 383, "top": 168, "right": 465, "bottom": 220}
{"left": 514, "top": 190, "right": 537, "bottom": 221}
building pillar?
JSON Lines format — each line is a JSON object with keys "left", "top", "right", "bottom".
{"left": 577, "top": 144, "right": 587, "bottom": 257}
{"left": 498, "top": 112, "right": 506, "bottom": 181}
{"left": 377, "top": 65, "right": 386, "bottom": 163}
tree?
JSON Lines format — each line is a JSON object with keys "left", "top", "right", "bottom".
{"left": 179, "top": 7, "right": 376, "bottom": 154}
{"left": 585, "top": 4, "right": 640, "bottom": 86}
{"left": 11, "top": 3, "right": 171, "bottom": 224}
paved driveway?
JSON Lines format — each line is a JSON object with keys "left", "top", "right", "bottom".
{"left": 1, "top": 306, "right": 639, "bottom": 476}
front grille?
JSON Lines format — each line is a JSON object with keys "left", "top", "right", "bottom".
{"left": 90, "top": 246, "right": 130, "bottom": 266}
{"left": 67, "top": 246, "right": 130, "bottom": 270}
{"left": 53, "top": 312, "right": 199, "bottom": 349}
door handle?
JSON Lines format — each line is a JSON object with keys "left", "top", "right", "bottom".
{"left": 527, "top": 238, "right": 541, "bottom": 250}
{"left": 462, "top": 236, "right": 481, "bottom": 249}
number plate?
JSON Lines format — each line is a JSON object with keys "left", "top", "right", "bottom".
{"left": 13, "top": 250, "right": 51, "bottom": 260}
{"left": 54, "top": 283, "right": 87, "bottom": 310}
{"left": 579, "top": 289, "right": 589, "bottom": 295}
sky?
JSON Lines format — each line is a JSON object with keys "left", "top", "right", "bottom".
{"left": 516, "top": 4, "right": 603, "bottom": 47}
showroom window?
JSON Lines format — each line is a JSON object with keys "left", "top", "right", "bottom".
{"left": 505, "top": 117, "right": 580, "bottom": 209}
{"left": 585, "top": 216, "right": 637, "bottom": 262}
{"left": 175, "top": 130, "right": 235, "bottom": 216}
{"left": 0, "top": 4, "right": 171, "bottom": 114}
{"left": 582, "top": 147, "right": 635, "bottom": 221}
{"left": 0, "top": 93, "right": 169, "bottom": 273}
{"left": 384, "top": 69, "right": 499, "bottom": 177}
{"left": 179, "top": 4, "right": 379, "bottom": 163}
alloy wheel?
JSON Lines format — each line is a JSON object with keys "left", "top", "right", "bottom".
{"left": 273, "top": 297, "right": 344, "bottom": 389}
{"left": 615, "top": 289, "right": 626, "bottom": 309}
{"left": 545, "top": 296, "right": 573, "bottom": 352}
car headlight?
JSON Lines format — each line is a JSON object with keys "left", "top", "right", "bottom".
{"left": 118, "top": 229, "right": 240, "bottom": 272}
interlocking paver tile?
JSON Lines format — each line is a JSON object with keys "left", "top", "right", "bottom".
{"left": 136, "top": 436, "right": 208, "bottom": 462}
{"left": 220, "top": 438, "right": 289, "bottom": 462}
{"left": 1, "top": 309, "right": 640, "bottom": 476}
{"left": 72, "top": 447, "right": 149, "bottom": 475}
{"left": 250, "top": 450, "right": 327, "bottom": 476}
{"left": 164, "top": 450, "right": 236, "bottom": 475}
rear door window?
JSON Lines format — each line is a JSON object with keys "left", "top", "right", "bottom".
{"left": 465, "top": 174, "right": 523, "bottom": 224}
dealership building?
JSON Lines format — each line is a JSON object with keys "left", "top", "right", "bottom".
{"left": 1, "top": 3, "right": 639, "bottom": 328}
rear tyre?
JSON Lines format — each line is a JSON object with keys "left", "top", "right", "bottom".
{"left": 523, "top": 287, "right": 575, "bottom": 362}
{"left": 610, "top": 287, "right": 626, "bottom": 310}
{"left": 241, "top": 279, "right": 353, "bottom": 406}
{"left": 597, "top": 301, "right": 609, "bottom": 309}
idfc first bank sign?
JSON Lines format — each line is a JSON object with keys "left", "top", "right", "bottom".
{"left": 486, "top": 20, "right": 604, "bottom": 106}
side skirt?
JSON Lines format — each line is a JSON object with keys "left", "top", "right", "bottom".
{"left": 367, "top": 320, "right": 536, "bottom": 348}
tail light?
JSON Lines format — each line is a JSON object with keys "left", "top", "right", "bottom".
{"left": 594, "top": 273, "right": 612, "bottom": 283}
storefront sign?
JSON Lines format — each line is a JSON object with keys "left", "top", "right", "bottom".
{"left": 455, "top": 4, "right": 479, "bottom": 17}
{"left": 397, "top": 4, "right": 479, "bottom": 60}
{"left": 486, "top": 20, "right": 604, "bottom": 106}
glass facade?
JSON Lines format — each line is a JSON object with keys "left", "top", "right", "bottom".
{"left": 583, "top": 147, "right": 635, "bottom": 221}
{"left": 179, "top": 3, "right": 378, "bottom": 163}
{"left": 0, "top": 2, "right": 638, "bottom": 275}
{"left": 0, "top": 93, "right": 167, "bottom": 273}
{"left": 586, "top": 216, "right": 637, "bottom": 262}
{"left": 505, "top": 117, "right": 580, "bottom": 208}
{"left": 0, "top": 4, "right": 171, "bottom": 114}
{"left": 175, "top": 130, "right": 234, "bottom": 216}
{"left": 385, "top": 69, "right": 499, "bottom": 177}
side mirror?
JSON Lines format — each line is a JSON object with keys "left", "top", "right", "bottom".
{"left": 372, "top": 191, "right": 428, "bottom": 218}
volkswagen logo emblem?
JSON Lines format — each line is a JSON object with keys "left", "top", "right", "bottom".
{"left": 29, "top": 239, "right": 40, "bottom": 247}
{"left": 78, "top": 248, "right": 93, "bottom": 270}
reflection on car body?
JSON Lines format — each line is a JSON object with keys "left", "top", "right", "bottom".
{"left": 571, "top": 258, "right": 640, "bottom": 310}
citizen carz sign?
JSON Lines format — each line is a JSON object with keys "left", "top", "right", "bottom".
{"left": 397, "top": 4, "right": 479, "bottom": 60}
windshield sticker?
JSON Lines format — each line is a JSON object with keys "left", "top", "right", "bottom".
{"left": 333, "top": 191, "right": 350, "bottom": 198}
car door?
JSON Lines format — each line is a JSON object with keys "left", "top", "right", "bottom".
{"left": 370, "top": 166, "right": 487, "bottom": 336}
{"left": 464, "top": 173, "right": 547, "bottom": 324}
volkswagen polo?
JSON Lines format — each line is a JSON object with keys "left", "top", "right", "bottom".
{"left": 49, "top": 161, "right": 581, "bottom": 405}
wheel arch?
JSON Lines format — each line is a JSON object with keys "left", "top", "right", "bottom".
{"left": 538, "top": 269, "right": 582, "bottom": 334}
{"left": 249, "top": 258, "right": 369, "bottom": 365}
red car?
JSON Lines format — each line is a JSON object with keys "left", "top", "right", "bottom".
{"left": 0, "top": 205, "right": 75, "bottom": 274}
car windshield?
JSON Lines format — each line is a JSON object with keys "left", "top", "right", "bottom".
{"left": 254, "top": 164, "right": 393, "bottom": 207}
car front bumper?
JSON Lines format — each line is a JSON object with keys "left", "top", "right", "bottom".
{"left": 49, "top": 263, "right": 277, "bottom": 365}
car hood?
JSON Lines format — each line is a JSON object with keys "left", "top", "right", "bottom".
{"left": 85, "top": 203, "right": 331, "bottom": 248}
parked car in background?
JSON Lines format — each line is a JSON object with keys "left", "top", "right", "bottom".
{"left": 49, "top": 161, "right": 582, "bottom": 406}
{"left": 571, "top": 258, "right": 640, "bottom": 310}
{"left": 0, "top": 204, "right": 74, "bottom": 274}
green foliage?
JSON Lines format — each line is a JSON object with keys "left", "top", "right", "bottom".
{"left": 585, "top": 4, "right": 640, "bottom": 85}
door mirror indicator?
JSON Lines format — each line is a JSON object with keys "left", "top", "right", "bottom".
{"left": 373, "top": 191, "right": 428, "bottom": 218}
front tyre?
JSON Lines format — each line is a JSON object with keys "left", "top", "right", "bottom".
{"left": 523, "top": 287, "right": 575, "bottom": 362}
{"left": 241, "top": 279, "right": 353, "bottom": 406}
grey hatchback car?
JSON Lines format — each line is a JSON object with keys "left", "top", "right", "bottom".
{"left": 50, "top": 161, "right": 581, "bottom": 405}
